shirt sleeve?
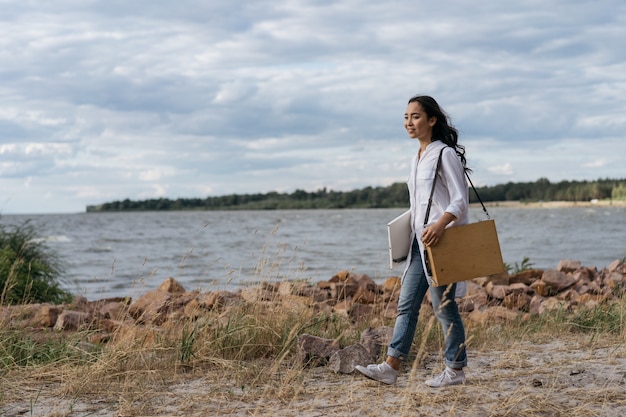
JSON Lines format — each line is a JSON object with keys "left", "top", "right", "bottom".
{"left": 440, "top": 147, "right": 468, "bottom": 221}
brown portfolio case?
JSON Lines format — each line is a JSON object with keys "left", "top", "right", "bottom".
{"left": 426, "top": 219, "right": 505, "bottom": 286}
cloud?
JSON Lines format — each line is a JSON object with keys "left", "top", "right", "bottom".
{"left": 1, "top": 0, "right": 626, "bottom": 213}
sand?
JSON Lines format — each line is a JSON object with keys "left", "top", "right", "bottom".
{"left": 3, "top": 335, "right": 625, "bottom": 417}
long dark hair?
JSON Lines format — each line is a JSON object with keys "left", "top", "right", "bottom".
{"left": 408, "top": 95, "right": 469, "bottom": 171}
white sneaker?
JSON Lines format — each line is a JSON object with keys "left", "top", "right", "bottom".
{"left": 355, "top": 362, "right": 398, "bottom": 385}
{"left": 425, "top": 366, "right": 466, "bottom": 387}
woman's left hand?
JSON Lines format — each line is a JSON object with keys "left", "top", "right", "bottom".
{"left": 421, "top": 224, "right": 445, "bottom": 247}
{"left": 421, "top": 212, "right": 457, "bottom": 247}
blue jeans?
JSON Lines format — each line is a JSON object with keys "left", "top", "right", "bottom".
{"left": 387, "top": 238, "right": 467, "bottom": 369}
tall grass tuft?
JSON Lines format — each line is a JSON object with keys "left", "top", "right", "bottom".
{"left": 0, "top": 220, "right": 72, "bottom": 305}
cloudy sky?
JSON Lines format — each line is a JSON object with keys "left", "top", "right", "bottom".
{"left": 1, "top": 0, "right": 625, "bottom": 214}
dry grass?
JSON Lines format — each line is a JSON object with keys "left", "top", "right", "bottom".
{"left": 1, "top": 292, "right": 625, "bottom": 417}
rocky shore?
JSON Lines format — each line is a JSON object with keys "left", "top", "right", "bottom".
{"left": 2, "top": 258, "right": 625, "bottom": 417}
{"left": 2, "top": 258, "right": 624, "bottom": 353}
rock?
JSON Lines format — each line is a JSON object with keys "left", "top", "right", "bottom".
{"left": 542, "top": 270, "right": 576, "bottom": 293}
{"left": 503, "top": 292, "right": 531, "bottom": 311}
{"left": 333, "top": 300, "right": 352, "bottom": 317}
{"left": 382, "top": 276, "right": 401, "bottom": 292}
{"left": 183, "top": 298, "right": 202, "bottom": 319}
{"left": 241, "top": 287, "right": 276, "bottom": 303}
{"left": 463, "top": 288, "right": 488, "bottom": 310}
{"left": 278, "top": 281, "right": 316, "bottom": 297}
{"left": 352, "top": 287, "right": 378, "bottom": 304}
{"left": 296, "top": 334, "right": 340, "bottom": 367}
{"left": 351, "top": 273, "right": 378, "bottom": 292}
{"left": 329, "top": 270, "right": 352, "bottom": 282}
{"left": 607, "top": 259, "right": 624, "bottom": 274}
{"left": 485, "top": 272, "right": 510, "bottom": 286}
{"left": 329, "top": 282, "right": 359, "bottom": 300}
{"left": 509, "top": 269, "right": 543, "bottom": 285}
{"left": 488, "top": 284, "right": 508, "bottom": 300}
{"left": 604, "top": 271, "right": 625, "bottom": 288}
{"left": 70, "top": 295, "right": 89, "bottom": 310}
{"left": 557, "top": 260, "right": 581, "bottom": 273}
{"left": 98, "top": 301, "right": 130, "bottom": 321}
{"left": 457, "top": 297, "right": 475, "bottom": 313}
{"left": 468, "top": 306, "right": 519, "bottom": 325}
{"left": 157, "top": 277, "right": 186, "bottom": 293}
{"left": 54, "top": 310, "right": 90, "bottom": 331}
{"left": 572, "top": 268, "right": 594, "bottom": 284}
{"left": 128, "top": 290, "right": 172, "bottom": 325}
{"left": 198, "top": 291, "right": 242, "bottom": 311}
{"left": 529, "top": 295, "right": 546, "bottom": 315}
{"left": 359, "top": 326, "right": 393, "bottom": 359}
{"left": 349, "top": 303, "right": 374, "bottom": 323}
{"left": 317, "top": 280, "right": 332, "bottom": 290}
{"left": 381, "top": 300, "right": 398, "bottom": 320}
{"left": 328, "top": 343, "right": 375, "bottom": 374}
{"left": 29, "top": 305, "right": 62, "bottom": 327}
{"left": 538, "top": 298, "right": 570, "bottom": 314}
{"left": 556, "top": 289, "right": 580, "bottom": 302}
{"left": 509, "top": 282, "right": 531, "bottom": 294}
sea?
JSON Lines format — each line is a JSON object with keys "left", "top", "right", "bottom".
{"left": 2, "top": 206, "right": 625, "bottom": 301}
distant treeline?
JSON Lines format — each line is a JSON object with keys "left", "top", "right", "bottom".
{"left": 86, "top": 177, "right": 626, "bottom": 212}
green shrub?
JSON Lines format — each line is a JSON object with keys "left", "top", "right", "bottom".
{"left": 0, "top": 220, "right": 72, "bottom": 305}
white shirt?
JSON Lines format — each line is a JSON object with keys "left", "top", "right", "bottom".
{"left": 403, "top": 140, "right": 469, "bottom": 294}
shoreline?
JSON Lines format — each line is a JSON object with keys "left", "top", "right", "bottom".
{"left": 474, "top": 199, "right": 626, "bottom": 209}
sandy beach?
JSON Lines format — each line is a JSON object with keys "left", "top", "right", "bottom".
{"left": 4, "top": 334, "right": 625, "bottom": 417}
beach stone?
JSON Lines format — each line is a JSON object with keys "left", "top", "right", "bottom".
{"left": 333, "top": 300, "right": 352, "bottom": 317}
{"left": 556, "top": 289, "right": 580, "bottom": 302}
{"left": 359, "top": 326, "right": 393, "bottom": 359}
{"left": 529, "top": 295, "right": 546, "bottom": 315}
{"left": 329, "top": 270, "right": 352, "bottom": 282}
{"left": 278, "top": 281, "right": 315, "bottom": 297}
{"left": 382, "top": 276, "right": 401, "bottom": 293}
{"left": 465, "top": 289, "right": 488, "bottom": 309}
{"left": 349, "top": 303, "right": 374, "bottom": 322}
{"left": 328, "top": 343, "right": 375, "bottom": 374}
{"left": 351, "top": 273, "right": 378, "bottom": 292}
{"left": 509, "top": 269, "right": 543, "bottom": 285}
{"left": 296, "top": 334, "right": 340, "bottom": 367}
{"left": 557, "top": 260, "right": 582, "bottom": 273}
{"left": 457, "top": 297, "right": 475, "bottom": 313}
{"left": 468, "top": 306, "right": 519, "bottom": 325}
{"left": 198, "top": 291, "right": 242, "bottom": 311}
{"left": 381, "top": 300, "right": 398, "bottom": 319}
{"left": 542, "top": 270, "right": 576, "bottom": 293}
{"left": 465, "top": 280, "right": 484, "bottom": 295}
{"left": 604, "top": 271, "right": 625, "bottom": 288}
{"left": 183, "top": 298, "right": 202, "bottom": 319}
{"left": 128, "top": 290, "right": 172, "bottom": 325}
{"left": 485, "top": 272, "right": 510, "bottom": 286}
{"left": 572, "top": 269, "right": 593, "bottom": 285}
{"left": 317, "top": 280, "right": 332, "bottom": 290}
{"left": 241, "top": 287, "right": 276, "bottom": 303}
{"left": 98, "top": 301, "right": 129, "bottom": 321}
{"left": 157, "top": 277, "right": 186, "bottom": 293}
{"left": 352, "top": 287, "right": 378, "bottom": 304}
{"left": 539, "top": 297, "right": 570, "bottom": 314}
{"left": 54, "top": 310, "right": 90, "bottom": 331}
{"left": 70, "top": 295, "right": 89, "bottom": 310}
{"left": 503, "top": 292, "right": 531, "bottom": 311}
{"left": 509, "top": 282, "right": 531, "bottom": 294}
{"left": 488, "top": 284, "right": 508, "bottom": 300}
{"left": 587, "top": 280, "right": 602, "bottom": 294}
{"left": 607, "top": 259, "right": 624, "bottom": 274}
{"left": 29, "top": 305, "right": 62, "bottom": 327}
{"left": 329, "top": 282, "right": 359, "bottom": 300}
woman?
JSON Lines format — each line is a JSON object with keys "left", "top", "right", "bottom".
{"left": 356, "top": 95, "right": 469, "bottom": 387}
